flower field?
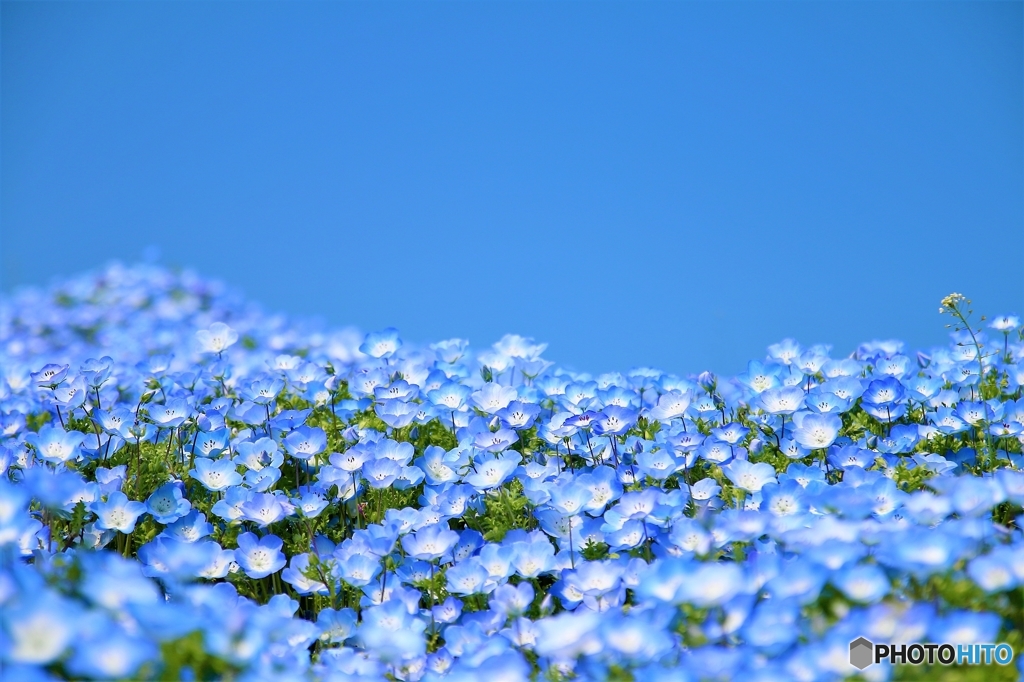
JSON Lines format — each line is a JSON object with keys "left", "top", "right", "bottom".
{"left": 1, "top": 263, "right": 1022, "bottom": 681}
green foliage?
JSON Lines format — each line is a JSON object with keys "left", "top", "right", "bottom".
{"left": 415, "top": 419, "right": 458, "bottom": 452}
{"left": 888, "top": 458, "right": 935, "bottom": 492}
{"left": 25, "top": 410, "right": 52, "bottom": 432}
{"left": 462, "top": 480, "right": 535, "bottom": 542}
{"left": 580, "top": 540, "right": 610, "bottom": 561}
{"left": 156, "top": 631, "right": 241, "bottom": 682}
{"left": 361, "top": 486, "right": 423, "bottom": 525}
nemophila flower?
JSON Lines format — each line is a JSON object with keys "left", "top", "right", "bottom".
{"left": 348, "top": 368, "right": 390, "bottom": 398}
{"left": 374, "top": 438, "right": 415, "bottom": 465}
{"left": 195, "top": 322, "right": 238, "bottom": 355}
{"left": 427, "top": 382, "right": 472, "bottom": 412}
{"left": 767, "top": 338, "right": 802, "bottom": 365}
{"left": 240, "top": 374, "right": 284, "bottom": 405}
{"left": 648, "top": 390, "right": 693, "bottom": 421}
{"left": 465, "top": 452, "right": 520, "bottom": 490}
{"left": 92, "top": 491, "right": 147, "bottom": 533}
{"left": 831, "top": 564, "right": 890, "bottom": 603}
{"left": 791, "top": 412, "right": 842, "bottom": 449}
{"left": 234, "top": 437, "right": 282, "bottom": 471}
{"left": 374, "top": 378, "right": 418, "bottom": 402}
{"left": 861, "top": 376, "right": 908, "bottom": 421}
{"left": 821, "top": 376, "right": 867, "bottom": 402}
{"left": 362, "top": 457, "right": 402, "bottom": 489}
{"left": 360, "top": 328, "right": 402, "bottom": 359}
{"left": 756, "top": 386, "right": 805, "bottom": 416}
{"left": 32, "top": 362, "right": 70, "bottom": 387}
{"left": 194, "top": 427, "right": 231, "bottom": 457}
{"left": 402, "top": 523, "right": 460, "bottom": 561}
{"left": 137, "top": 537, "right": 220, "bottom": 579}
{"left": 287, "top": 361, "right": 327, "bottom": 388}
{"left": 510, "top": 539, "right": 556, "bottom": 578}
{"left": 989, "top": 313, "right": 1020, "bottom": 332}
{"left": 330, "top": 444, "right": 373, "bottom": 473}
{"left": 282, "top": 553, "right": 330, "bottom": 595}
{"left": 696, "top": 439, "right": 735, "bottom": 465}
{"left": 471, "top": 383, "right": 518, "bottom": 414}
{"left": 593, "top": 406, "right": 638, "bottom": 437}
{"left": 337, "top": 553, "right": 382, "bottom": 587}
{"left": 190, "top": 456, "right": 242, "bottom": 491}
{"left": 284, "top": 425, "right": 327, "bottom": 460}
{"left": 667, "top": 518, "right": 712, "bottom": 555}
{"left": 150, "top": 398, "right": 191, "bottom": 428}
{"left": 377, "top": 399, "right": 419, "bottom": 428}
{"left": 8, "top": 264, "right": 1024, "bottom": 679}
{"left": 234, "top": 532, "right": 286, "bottom": 579}
{"left": 690, "top": 477, "right": 722, "bottom": 509}
{"left": 79, "top": 552, "right": 161, "bottom": 609}
{"left": 967, "top": 550, "right": 1019, "bottom": 593}
{"left": 904, "top": 374, "right": 944, "bottom": 403}
{"left": 431, "top": 337, "right": 469, "bottom": 363}
{"left": 65, "top": 625, "right": 157, "bottom": 680}
{"left": 145, "top": 481, "right": 191, "bottom": 524}
{"left": 240, "top": 491, "right": 288, "bottom": 526}
{"left": 724, "top": 460, "right": 776, "bottom": 492}
{"left": 296, "top": 491, "right": 329, "bottom": 518}
{"left": 52, "top": 375, "right": 87, "bottom": 410}
{"left": 772, "top": 438, "right": 807, "bottom": 463}
{"left": 473, "top": 427, "right": 519, "bottom": 452}
{"left": 25, "top": 424, "right": 86, "bottom": 464}
{"left": 767, "top": 560, "right": 827, "bottom": 605}
{"left": 949, "top": 476, "right": 1004, "bottom": 516}
{"left": 2, "top": 593, "right": 82, "bottom": 663}
{"left": 928, "top": 611, "right": 1002, "bottom": 646}
{"left": 211, "top": 485, "right": 252, "bottom": 521}
{"left": 318, "top": 607, "right": 359, "bottom": 644}
{"left": 161, "top": 509, "right": 213, "bottom": 543}
{"left": 196, "top": 542, "right": 236, "bottom": 579}
{"left": 446, "top": 558, "right": 492, "bottom": 595}
{"left": 497, "top": 400, "right": 542, "bottom": 430}
{"left": 759, "top": 480, "right": 805, "bottom": 517}
{"left": 931, "top": 407, "right": 968, "bottom": 434}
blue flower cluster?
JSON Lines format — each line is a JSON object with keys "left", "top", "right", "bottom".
{"left": 1, "top": 264, "right": 1022, "bottom": 681}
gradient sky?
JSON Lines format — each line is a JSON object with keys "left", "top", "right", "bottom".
{"left": 2, "top": 1, "right": 1022, "bottom": 377}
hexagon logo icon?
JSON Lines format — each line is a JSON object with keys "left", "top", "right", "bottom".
{"left": 850, "top": 637, "right": 874, "bottom": 670}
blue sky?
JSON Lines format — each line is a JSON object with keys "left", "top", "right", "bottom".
{"left": 2, "top": 1, "right": 1021, "bottom": 377}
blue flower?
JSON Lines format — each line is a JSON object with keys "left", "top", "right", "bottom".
{"left": 234, "top": 531, "right": 286, "bottom": 579}
{"left": 593, "top": 406, "right": 638, "bottom": 437}
{"left": 465, "top": 452, "right": 520, "bottom": 490}
{"left": 831, "top": 564, "right": 890, "bottom": 603}
{"left": 360, "top": 328, "right": 402, "bottom": 359}
{"left": 283, "top": 425, "right": 327, "bottom": 459}
{"left": 145, "top": 482, "right": 192, "bottom": 524}
{"left": 362, "top": 457, "right": 402, "bottom": 489}
{"left": 446, "top": 558, "right": 491, "bottom": 595}
{"left": 160, "top": 509, "right": 213, "bottom": 543}
{"left": 756, "top": 386, "right": 805, "bottom": 416}
{"left": 189, "top": 456, "right": 242, "bottom": 491}
{"left": 724, "top": 460, "right": 777, "bottom": 493}
{"left": 791, "top": 412, "right": 842, "bottom": 449}
{"left": 239, "top": 491, "right": 288, "bottom": 526}
{"left": 1, "top": 593, "right": 82, "bottom": 664}
{"left": 25, "top": 424, "right": 86, "bottom": 464}
{"left": 92, "top": 491, "right": 147, "bottom": 533}
{"left": 195, "top": 322, "right": 238, "bottom": 355}
{"left": 66, "top": 626, "right": 157, "bottom": 680}
{"left": 401, "top": 523, "right": 460, "bottom": 561}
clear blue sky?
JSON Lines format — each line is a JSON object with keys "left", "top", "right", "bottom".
{"left": 2, "top": 1, "right": 1021, "bottom": 377}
